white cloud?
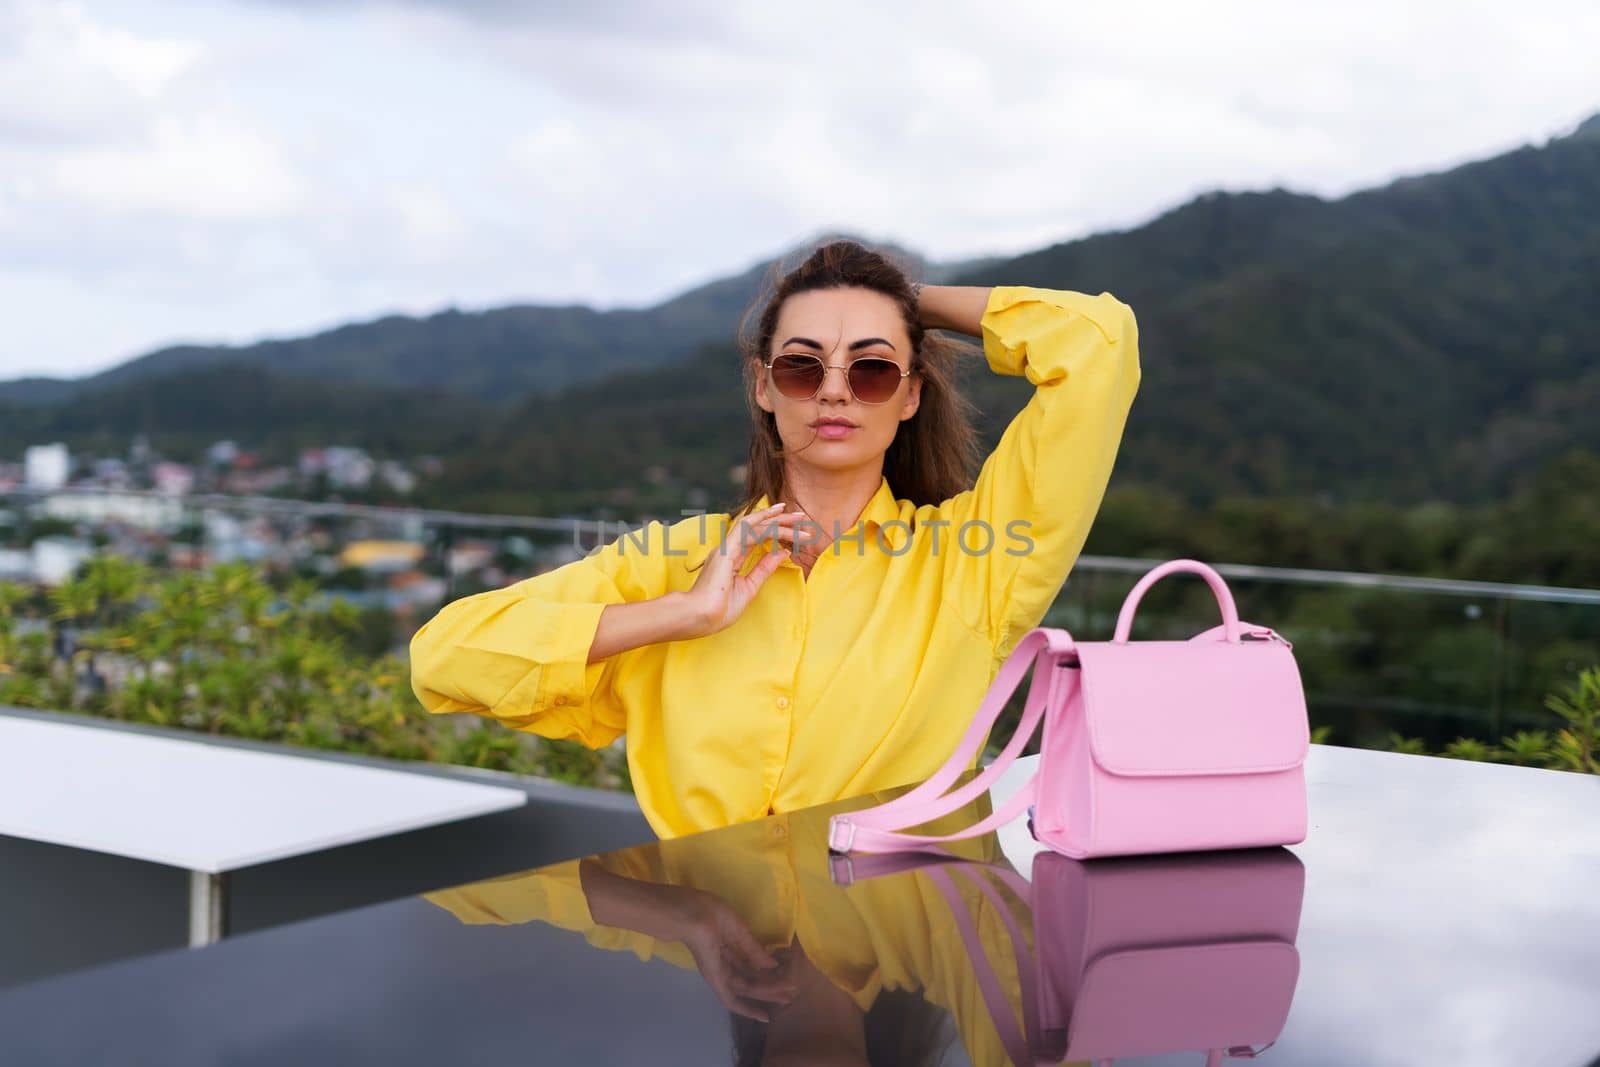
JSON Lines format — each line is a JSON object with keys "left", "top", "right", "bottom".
{"left": 0, "top": 0, "right": 201, "bottom": 141}
{"left": 52, "top": 114, "right": 306, "bottom": 219}
{"left": 60, "top": 2, "right": 200, "bottom": 97}
{"left": 1, "top": 0, "right": 1599, "bottom": 380}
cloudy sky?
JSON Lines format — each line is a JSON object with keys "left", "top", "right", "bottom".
{"left": 3, "top": 0, "right": 1598, "bottom": 381}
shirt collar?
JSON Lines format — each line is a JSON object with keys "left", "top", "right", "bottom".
{"left": 751, "top": 476, "right": 904, "bottom": 535}
{"left": 858, "top": 476, "right": 903, "bottom": 532}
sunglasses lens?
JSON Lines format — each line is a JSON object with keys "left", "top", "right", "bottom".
{"left": 771, "top": 355, "right": 824, "bottom": 398}
{"left": 848, "top": 358, "right": 904, "bottom": 403}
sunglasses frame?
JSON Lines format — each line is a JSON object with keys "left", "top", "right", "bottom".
{"left": 762, "top": 353, "right": 914, "bottom": 405}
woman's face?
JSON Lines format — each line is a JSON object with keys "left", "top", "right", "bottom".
{"left": 755, "top": 286, "right": 921, "bottom": 473}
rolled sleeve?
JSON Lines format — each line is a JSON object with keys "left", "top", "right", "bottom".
{"left": 939, "top": 286, "right": 1142, "bottom": 660}
{"left": 422, "top": 859, "right": 593, "bottom": 928}
{"left": 420, "top": 852, "right": 695, "bottom": 968}
{"left": 409, "top": 519, "right": 681, "bottom": 749}
{"left": 484, "top": 599, "right": 612, "bottom": 739}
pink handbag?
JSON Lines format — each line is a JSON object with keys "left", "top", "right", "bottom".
{"left": 831, "top": 846, "right": 1305, "bottom": 1065}
{"left": 827, "top": 559, "right": 1310, "bottom": 858}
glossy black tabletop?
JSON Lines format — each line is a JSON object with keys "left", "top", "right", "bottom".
{"left": 2, "top": 744, "right": 1598, "bottom": 1066}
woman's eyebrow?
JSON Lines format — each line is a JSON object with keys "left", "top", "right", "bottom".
{"left": 780, "top": 336, "right": 897, "bottom": 352}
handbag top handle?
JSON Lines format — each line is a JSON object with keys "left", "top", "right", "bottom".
{"left": 1113, "top": 559, "right": 1242, "bottom": 644}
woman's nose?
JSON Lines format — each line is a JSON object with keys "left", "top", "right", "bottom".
{"left": 815, "top": 363, "right": 853, "bottom": 402}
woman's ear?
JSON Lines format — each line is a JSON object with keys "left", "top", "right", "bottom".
{"left": 755, "top": 365, "right": 774, "bottom": 413}
{"left": 899, "top": 375, "right": 922, "bottom": 422}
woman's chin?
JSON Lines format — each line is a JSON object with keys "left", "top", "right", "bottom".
{"left": 804, "top": 451, "right": 874, "bottom": 473}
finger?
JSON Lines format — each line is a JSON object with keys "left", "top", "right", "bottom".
{"left": 741, "top": 510, "right": 807, "bottom": 546}
{"left": 723, "top": 504, "right": 784, "bottom": 546}
{"left": 707, "top": 512, "right": 772, "bottom": 575}
{"left": 759, "top": 524, "right": 798, "bottom": 545}
{"left": 727, "top": 923, "right": 780, "bottom": 970}
{"left": 742, "top": 545, "right": 789, "bottom": 587}
{"left": 744, "top": 523, "right": 794, "bottom": 555}
{"left": 725, "top": 506, "right": 786, "bottom": 570}
{"left": 740, "top": 508, "right": 807, "bottom": 538}
{"left": 713, "top": 983, "right": 776, "bottom": 1022}
{"left": 746, "top": 520, "right": 817, "bottom": 562}
{"left": 728, "top": 961, "right": 798, "bottom": 997}
{"left": 732, "top": 531, "right": 793, "bottom": 579}
{"left": 728, "top": 975, "right": 798, "bottom": 1005}
{"left": 725, "top": 963, "right": 798, "bottom": 1000}
{"left": 727, "top": 531, "right": 766, "bottom": 576}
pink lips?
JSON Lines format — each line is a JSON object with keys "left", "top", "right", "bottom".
{"left": 815, "top": 422, "right": 857, "bottom": 439}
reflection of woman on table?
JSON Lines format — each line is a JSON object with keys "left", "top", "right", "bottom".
{"left": 426, "top": 788, "right": 1036, "bottom": 1067}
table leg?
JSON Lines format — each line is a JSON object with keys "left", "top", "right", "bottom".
{"left": 188, "top": 870, "right": 229, "bottom": 947}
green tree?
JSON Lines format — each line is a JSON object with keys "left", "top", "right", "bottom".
{"left": 0, "top": 557, "right": 631, "bottom": 791}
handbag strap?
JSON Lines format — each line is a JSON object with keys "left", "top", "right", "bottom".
{"left": 827, "top": 627, "right": 1077, "bottom": 853}
{"left": 827, "top": 560, "right": 1281, "bottom": 855}
{"left": 922, "top": 862, "right": 1044, "bottom": 1067}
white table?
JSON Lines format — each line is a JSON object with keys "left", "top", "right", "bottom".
{"left": 0, "top": 713, "right": 527, "bottom": 946}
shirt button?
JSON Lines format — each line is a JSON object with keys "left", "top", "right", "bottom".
{"left": 553, "top": 695, "right": 568, "bottom": 706}
{"left": 776, "top": 696, "right": 790, "bottom": 710}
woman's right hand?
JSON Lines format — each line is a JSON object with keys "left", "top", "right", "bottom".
{"left": 680, "top": 503, "right": 806, "bottom": 639}
{"left": 678, "top": 889, "right": 797, "bottom": 1022}
{"left": 575, "top": 862, "right": 795, "bottom": 1023}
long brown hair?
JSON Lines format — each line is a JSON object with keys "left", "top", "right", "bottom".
{"left": 726, "top": 236, "right": 984, "bottom": 524}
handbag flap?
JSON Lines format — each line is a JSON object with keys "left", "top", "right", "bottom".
{"left": 1061, "top": 940, "right": 1301, "bottom": 1058}
{"left": 1074, "top": 640, "right": 1309, "bottom": 776}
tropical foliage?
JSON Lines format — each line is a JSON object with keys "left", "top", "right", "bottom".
{"left": 0, "top": 557, "right": 630, "bottom": 790}
{"left": 2, "top": 555, "right": 1593, "bottom": 791}
{"left": 1387, "top": 666, "right": 1600, "bottom": 774}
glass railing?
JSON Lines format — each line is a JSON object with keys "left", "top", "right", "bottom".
{"left": 1048, "top": 556, "right": 1600, "bottom": 751}
{"left": 4, "top": 486, "right": 1596, "bottom": 753}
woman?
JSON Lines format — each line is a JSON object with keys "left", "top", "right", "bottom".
{"left": 409, "top": 238, "right": 1141, "bottom": 840}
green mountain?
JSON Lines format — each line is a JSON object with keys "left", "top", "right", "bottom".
{"left": 435, "top": 115, "right": 1600, "bottom": 511}
{"left": 4, "top": 115, "right": 1597, "bottom": 520}
{"left": 0, "top": 233, "right": 992, "bottom": 408}
{"left": 957, "top": 122, "right": 1600, "bottom": 502}
{"left": 0, "top": 363, "right": 489, "bottom": 462}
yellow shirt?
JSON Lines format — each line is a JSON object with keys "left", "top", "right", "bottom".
{"left": 409, "top": 285, "right": 1141, "bottom": 839}
{"left": 424, "top": 785, "right": 1039, "bottom": 1067}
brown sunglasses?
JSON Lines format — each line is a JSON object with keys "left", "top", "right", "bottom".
{"left": 763, "top": 354, "right": 913, "bottom": 405}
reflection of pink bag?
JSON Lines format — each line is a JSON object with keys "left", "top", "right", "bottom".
{"left": 828, "top": 559, "right": 1310, "bottom": 859}
{"left": 833, "top": 847, "right": 1305, "bottom": 1066}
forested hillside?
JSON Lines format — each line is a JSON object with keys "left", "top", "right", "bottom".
{"left": 5, "top": 115, "right": 1597, "bottom": 563}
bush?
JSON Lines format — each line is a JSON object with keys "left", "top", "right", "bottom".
{"left": 6, "top": 554, "right": 1592, "bottom": 791}
{"left": 0, "top": 555, "right": 630, "bottom": 790}
{"left": 1385, "top": 664, "right": 1600, "bottom": 774}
